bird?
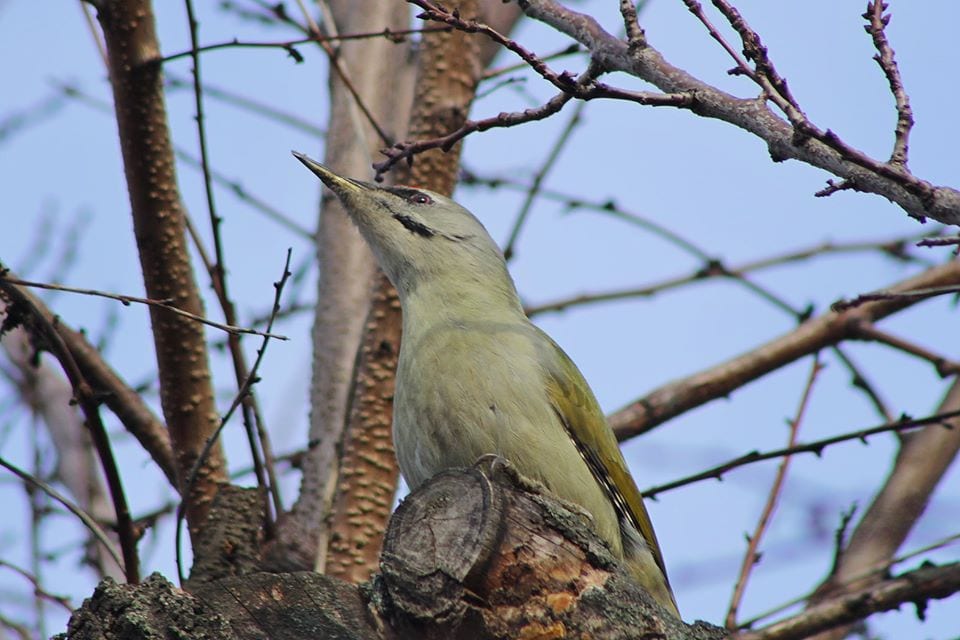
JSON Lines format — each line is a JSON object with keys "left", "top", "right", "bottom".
{"left": 293, "top": 151, "right": 679, "bottom": 616}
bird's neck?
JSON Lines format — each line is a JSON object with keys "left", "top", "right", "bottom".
{"left": 399, "top": 270, "right": 528, "bottom": 336}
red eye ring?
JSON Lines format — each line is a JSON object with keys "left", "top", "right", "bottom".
{"left": 409, "top": 193, "right": 433, "bottom": 205}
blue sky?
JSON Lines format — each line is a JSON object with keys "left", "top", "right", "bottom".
{"left": 1, "top": 0, "right": 958, "bottom": 636}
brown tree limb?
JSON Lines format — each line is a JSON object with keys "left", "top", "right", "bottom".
{"left": 93, "top": 0, "right": 227, "bottom": 535}
{"left": 609, "top": 259, "right": 960, "bottom": 439}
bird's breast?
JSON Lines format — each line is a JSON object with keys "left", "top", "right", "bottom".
{"left": 391, "top": 319, "right": 623, "bottom": 555}
{"left": 393, "top": 320, "right": 545, "bottom": 487}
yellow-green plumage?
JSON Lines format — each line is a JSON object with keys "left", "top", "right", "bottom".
{"left": 294, "top": 152, "right": 679, "bottom": 616}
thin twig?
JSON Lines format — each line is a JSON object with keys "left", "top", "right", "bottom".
{"left": 681, "top": 0, "right": 757, "bottom": 82}
{"left": 917, "top": 235, "right": 960, "bottom": 249}
{"left": 703, "top": 0, "right": 802, "bottom": 112}
{"left": 0, "top": 457, "right": 123, "bottom": 575}
{"left": 0, "top": 283, "right": 139, "bottom": 583}
{"left": 864, "top": 1, "right": 913, "bottom": 167}
{"left": 482, "top": 43, "right": 582, "bottom": 80}
{"left": 77, "top": 0, "right": 108, "bottom": 67}
{"left": 833, "top": 284, "right": 960, "bottom": 311}
{"left": 159, "top": 26, "right": 450, "bottom": 64}
{"left": 618, "top": 0, "right": 646, "bottom": 48}
{"left": 183, "top": 0, "right": 278, "bottom": 531}
{"left": 0, "top": 559, "right": 73, "bottom": 612}
{"left": 642, "top": 408, "right": 960, "bottom": 498}
{"left": 726, "top": 356, "right": 822, "bottom": 628}
{"left": 503, "top": 101, "right": 586, "bottom": 259}
{"left": 379, "top": 0, "right": 691, "bottom": 177}
{"left": 851, "top": 321, "right": 960, "bottom": 377}
{"left": 830, "top": 347, "right": 893, "bottom": 422}
{"left": 176, "top": 250, "right": 292, "bottom": 582}
{"left": 377, "top": 90, "right": 574, "bottom": 178}
{"left": 0, "top": 274, "right": 287, "bottom": 340}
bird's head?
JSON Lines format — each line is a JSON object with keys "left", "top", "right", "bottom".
{"left": 294, "top": 152, "right": 515, "bottom": 305}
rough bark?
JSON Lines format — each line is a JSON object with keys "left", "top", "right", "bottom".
{"left": 59, "top": 467, "right": 729, "bottom": 640}
{"left": 279, "top": 0, "right": 416, "bottom": 573}
{"left": 323, "top": 278, "right": 403, "bottom": 582}
{"left": 94, "top": 0, "right": 226, "bottom": 535}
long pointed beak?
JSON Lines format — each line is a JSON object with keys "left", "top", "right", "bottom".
{"left": 291, "top": 151, "right": 368, "bottom": 197}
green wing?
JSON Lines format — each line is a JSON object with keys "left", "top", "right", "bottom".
{"left": 537, "top": 328, "right": 671, "bottom": 582}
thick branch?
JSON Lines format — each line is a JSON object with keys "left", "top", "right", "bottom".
{"left": 95, "top": 0, "right": 226, "bottom": 534}
{"left": 61, "top": 466, "right": 728, "bottom": 639}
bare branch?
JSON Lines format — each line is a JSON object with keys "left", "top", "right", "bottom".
{"left": 182, "top": 0, "right": 281, "bottom": 536}
{"left": 738, "top": 562, "right": 960, "bottom": 640}
{"left": 0, "top": 457, "right": 123, "bottom": 576}
{"left": 377, "top": 0, "right": 691, "bottom": 178}
{"left": 610, "top": 259, "right": 960, "bottom": 439}
{"left": 726, "top": 357, "right": 822, "bottom": 628}
{"left": 804, "top": 379, "right": 960, "bottom": 640}
{"left": 96, "top": 0, "right": 228, "bottom": 534}
{"left": 643, "top": 410, "right": 960, "bottom": 499}
{"left": 833, "top": 284, "right": 960, "bottom": 310}
{"left": 851, "top": 321, "right": 960, "bottom": 377}
{"left": 159, "top": 26, "right": 451, "bottom": 64}
{"left": 176, "top": 250, "right": 292, "bottom": 582}
{"left": 864, "top": 1, "right": 914, "bottom": 167}
{"left": 0, "top": 282, "right": 140, "bottom": 582}
{"left": 0, "top": 274, "right": 288, "bottom": 340}
{"left": 503, "top": 100, "right": 586, "bottom": 260}
{"left": 515, "top": 0, "right": 960, "bottom": 225}
{"left": 0, "top": 273, "right": 176, "bottom": 486}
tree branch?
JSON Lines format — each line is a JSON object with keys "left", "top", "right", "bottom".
{"left": 737, "top": 562, "right": 960, "bottom": 640}
{"left": 95, "top": 0, "right": 227, "bottom": 535}
{"left": 509, "top": 0, "right": 960, "bottom": 225}
{"left": 610, "top": 259, "right": 960, "bottom": 439}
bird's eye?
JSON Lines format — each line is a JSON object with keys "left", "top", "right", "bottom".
{"left": 409, "top": 192, "right": 433, "bottom": 205}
